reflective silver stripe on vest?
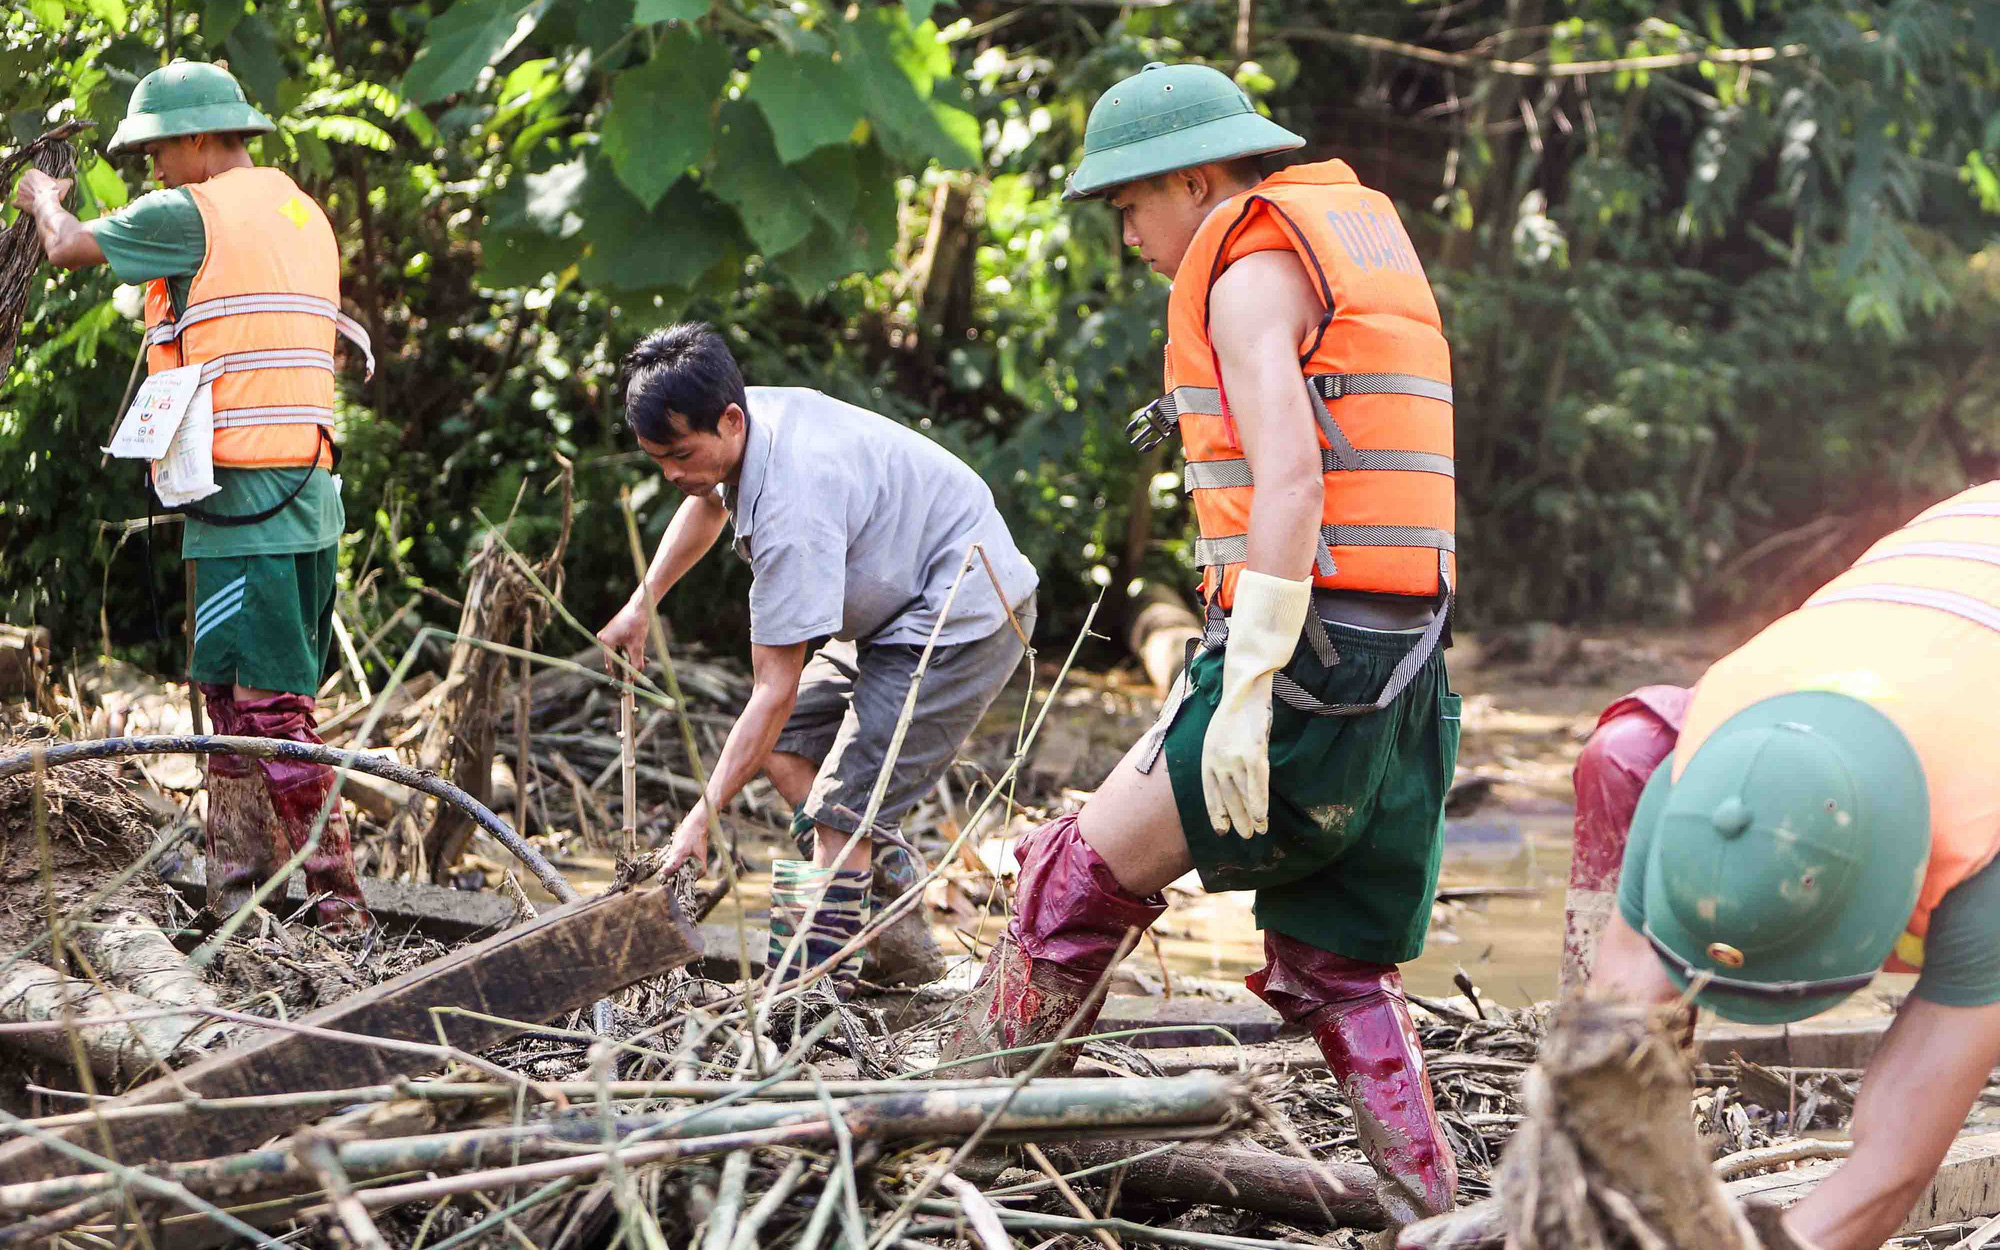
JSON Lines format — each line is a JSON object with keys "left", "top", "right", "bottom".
{"left": 1907, "top": 503, "right": 2000, "bottom": 526}
{"left": 1807, "top": 583, "right": 2000, "bottom": 634}
{"left": 1308, "top": 372, "right": 1454, "bottom": 405}
{"left": 1855, "top": 540, "right": 2000, "bottom": 571}
{"left": 210, "top": 405, "right": 338, "bottom": 430}
{"left": 148, "top": 293, "right": 376, "bottom": 378}
{"left": 1159, "top": 386, "right": 1221, "bottom": 421}
{"left": 193, "top": 348, "right": 337, "bottom": 385}
{"left": 1184, "top": 448, "right": 1455, "bottom": 492}
{"left": 1194, "top": 524, "right": 1455, "bottom": 570}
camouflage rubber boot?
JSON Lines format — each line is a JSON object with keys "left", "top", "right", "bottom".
{"left": 768, "top": 859, "right": 872, "bottom": 998}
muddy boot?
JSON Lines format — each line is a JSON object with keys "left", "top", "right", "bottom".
{"left": 1247, "top": 933, "right": 1457, "bottom": 1226}
{"left": 863, "top": 840, "right": 946, "bottom": 986}
{"left": 199, "top": 685, "right": 286, "bottom": 920}
{"left": 235, "top": 692, "right": 371, "bottom": 932}
{"left": 768, "top": 860, "right": 872, "bottom": 998}
{"left": 937, "top": 813, "right": 1164, "bottom": 1077}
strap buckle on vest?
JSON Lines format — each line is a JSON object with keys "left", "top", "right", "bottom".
{"left": 1127, "top": 397, "right": 1176, "bottom": 453}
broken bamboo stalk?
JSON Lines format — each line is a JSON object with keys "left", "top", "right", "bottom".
{"left": 0, "top": 1074, "right": 1247, "bottom": 1218}
{"left": 0, "top": 959, "right": 234, "bottom": 1081}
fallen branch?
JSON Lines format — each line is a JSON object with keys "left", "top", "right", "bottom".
{"left": 1713, "top": 1138, "right": 1854, "bottom": 1181}
{"left": 0, "top": 958, "right": 233, "bottom": 1080}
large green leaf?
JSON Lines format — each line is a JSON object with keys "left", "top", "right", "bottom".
{"left": 794, "top": 142, "right": 858, "bottom": 226}
{"left": 401, "top": 0, "right": 552, "bottom": 105}
{"left": 633, "top": 0, "right": 707, "bottom": 21}
{"left": 834, "top": 12, "right": 977, "bottom": 169}
{"left": 706, "top": 101, "right": 816, "bottom": 256}
{"left": 579, "top": 161, "right": 734, "bottom": 291}
{"left": 480, "top": 166, "right": 587, "bottom": 288}
{"left": 745, "top": 48, "right": 864, "bottom": 164}
{"left": 769, "top": 140, "right": 896, "bottom": 295}
{"left": 600, "top": 28, "right": 726, "bottom": 210}
{"left": 223, "top": 12, "right": 286, "bottom": 109}
{"left": 567, "top": 0, "right": 635, "bottom": 53}
{"left": 201, "top": 0, "right": 244, "bottom": 43}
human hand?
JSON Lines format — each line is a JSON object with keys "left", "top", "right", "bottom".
{"left": 659, "top": 804, "right": 712, "bottom": 877}
{"left": 11, "top": 170, "right": 70, "bottom": 215}
{"left": 596, "top": 596, "right": 651, "bottom": 671}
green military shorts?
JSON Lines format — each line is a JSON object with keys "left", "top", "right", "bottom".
{"left": 189, "top": 546, "right": 339, "bottom": 695}
{"left": 1160, "top": 620, "right": 1461, "bottom": 965}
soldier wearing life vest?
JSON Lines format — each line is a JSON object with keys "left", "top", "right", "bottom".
{"left": 13, "top": 61, "right": 373, "bottom": 930}
{"left": 940, "top": 63, "right": 1463, "bottom": 1224}
{"left": 1564, "top": 480, "right": 2000, "bottom": 1250}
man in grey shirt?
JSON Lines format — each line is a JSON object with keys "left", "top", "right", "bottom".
{"left": 599, "top": 323, "right": 1037, "bottom": 998}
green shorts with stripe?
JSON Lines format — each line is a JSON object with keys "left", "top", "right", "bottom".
{"left": 190, "top": 547, "right": 339, "bottom": 696}
{"left": 1158, "top": 620, "right": 1461, "bottom": 965}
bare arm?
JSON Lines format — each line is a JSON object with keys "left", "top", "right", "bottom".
{"left": 598, "top": 490, "right": 730, "bottom": 666}
{"left": 1207, "top": 249, "right": 1327, "bottom": 580}
{"left": 11, "top": 171, "right": 105, "bottom": 269}
{"left": 659, "top": 640, "right": 807, "bottom": 872}
{"left": 1783, "top": 997, "right": 2000, "bottom": 1249}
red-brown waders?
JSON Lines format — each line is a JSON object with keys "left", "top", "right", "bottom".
{"left": 1561, "top": 685, "right": 1687, "bottom": 995}
{"left": 200, "top": 684, "right": 369, "bottom": 929}
{"left": 940, "top": 814, "right": 1458, "bottom": 1224}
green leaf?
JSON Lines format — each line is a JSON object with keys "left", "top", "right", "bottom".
{"left": 904, "top": 0, "right": 937, "bottom": 24}
{"left": 81, "top": 155, "right": 127, "bottom": 212}
{"left": 579, "top": 163, "right": 734, "bottom": 290}
{"left": 569, "top": 0, "right": 635, "bottom": 53}
{"left": 834, "top": 12, "right": 977, "bottom": 168}
{"left": 746, "top": 48, "right": 864, "bottom": 164}
{"left": 706, "top": 101, "right": 816, "bottom": 256}
{"left": 633, "top": 0, "right": 707, "bottom": 22}
{"left": 601, "top": 28, "right": 726, "bottom": 209}
{"left": 288, "top": 114, "right": 397, "bottom": 151}
{"left": 224, "top": 12, "right": 286, "bottom": 109}
{"left": 84, "top": 0, "right": 127, "bottom": 27}
{"left": 771, "top": 139, "right": 895, "bottom": 294}
{"left": 481, "top": 172, "right": 585, "bottom": 288}
{"left": 401, "top": 0, "right": 552, "bottom": 105}
{"left": 201, "top": 0, "right": 245, "bottom": 45}
{"left": 794, "top": 142, "right": 857, "bottom": 225}
{"left": 25, "top": 0, "right": 64, "bottom": 30}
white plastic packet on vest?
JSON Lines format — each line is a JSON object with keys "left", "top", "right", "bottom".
{"left": 150, "top": 383, "right": 220, "bottom": 507}
{"left": 105, "top": 363, "right": 201, "bottom": 460}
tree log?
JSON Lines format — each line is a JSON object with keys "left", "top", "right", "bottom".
{"left": 0, "top": 959, "right": 234, "bottom": 1082}
{"left": 1041, "top": 1139, "right": 1388, "bottom": 1230}
{"left": 80, "top": 910, "right": 218, "bottom": 1011}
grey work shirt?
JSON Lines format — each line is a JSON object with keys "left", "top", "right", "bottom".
{"left": 719, "top": 386, "right": 1038, "bottom": 649}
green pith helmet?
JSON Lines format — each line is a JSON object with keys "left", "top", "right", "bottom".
{"left": 1063, "top": 61, "right": 1303, "bottom": 202}
{"left": 107, "top": 60, "right": 274, "bottom": 156}
{"left": 1631, "top": 691, "right": 1930, "bottom": 1025}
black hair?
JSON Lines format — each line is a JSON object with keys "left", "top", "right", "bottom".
{"left": 619, "top": 322, "right": 748, "bottom": 442}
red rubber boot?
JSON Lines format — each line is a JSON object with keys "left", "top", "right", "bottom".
{"left": 937, "top": 814, "right": 1164, "bottom": 1076}
{"left": 232, "top": 691, "right": 372, "bottom": 931}
{"left": 199, "top": 684, "right": 290, "bottom": 920}
{"left": 1247, "top": 933, "right": 1457, "bottom": 1226}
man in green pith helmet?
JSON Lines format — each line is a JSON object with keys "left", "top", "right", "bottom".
{"left": 12, "top": 60, "right": 375, "bottom": 930}
{"left": 939, "top": 62, "right": 1463, "bottom": 1224}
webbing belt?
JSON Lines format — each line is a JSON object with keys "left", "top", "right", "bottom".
{"left": 193, "top": 347, "right": 337, "bottom": 383}
{"left": 212, "top": 405, "right": 339, "bottom": 430}
{"left": 148, "top": 293, "right": 376, "bottom": 379}
{"left": 1192, "top": 524, "right": 1455, "bottom": 571}
{"left": 1806, "top": 583, "right": 2000, "bottom": 634}
{"left": 1126, "top": 371, "right": 1452, "bottom": 453}
{"left": 1183, "top": 447, "right": 1455, "bottom": 492}
{"left": 1136, "top": 549, "right": 1454, "bottom": 772}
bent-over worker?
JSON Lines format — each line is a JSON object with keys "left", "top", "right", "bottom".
{"left": 938, "top": 62, "right": 1463, "bottom": 1225}
{"left": 12, "top": 61, "right": 373, "bottom": 929}
{"left": 597, "top": 323, "right": 1037, "bottom": 999}
{"left": 1571, "top": 479, "right": 2000, "bottom": 1250}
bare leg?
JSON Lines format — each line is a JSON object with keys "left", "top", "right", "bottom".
{"left": 1075, "top": 735, "right": 1195, "bottom": 896}
{"left": 763, "top": 750, "right": 818, "bottom": 808}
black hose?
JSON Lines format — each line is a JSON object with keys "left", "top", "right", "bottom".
{"left": 0, "top": 734, "right": 580, "bottom": 904}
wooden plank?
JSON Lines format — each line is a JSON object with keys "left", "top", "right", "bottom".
{"left": 0, "top": 882, "right": 699, "bottom": 1183}
{"left": 1731, "top": 1131, "right": 2000, "bottom": 1235}
{"left": 1695, "top": 1019, "right": 1893, "bottom": 1070}
{"left": 161, "top": 855, "right": 519, "bottom": 943}
{"left": 1398, "top": 1131, "right": 2000, "bottom": 1248}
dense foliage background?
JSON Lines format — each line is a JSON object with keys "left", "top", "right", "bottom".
{"left": 2, "top": 0, "right": 1997, "bottom": 676}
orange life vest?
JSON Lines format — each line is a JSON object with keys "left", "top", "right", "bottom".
{"left": 1136, "top": 159, "right": 1455, "bottom": 611}
{"left": 1675, "top": 481, "right": 2000, "bottom": 971}
{"left": 142, "top": 166, "right": 372, "bottom": 471}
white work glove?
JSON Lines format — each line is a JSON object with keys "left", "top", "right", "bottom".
{"left": 1201, "top": 569, "right": 1312, "bottom": 838}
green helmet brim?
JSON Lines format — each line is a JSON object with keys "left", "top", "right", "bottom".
{"left": 1635, "top": 691, "right": 1930, "bottom": 1025}
{"left": 107, "top": 101, "right": 275, "bottom": 156}
{"left": 1063, "top": 112, "right": 1303, "bottom": 202}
